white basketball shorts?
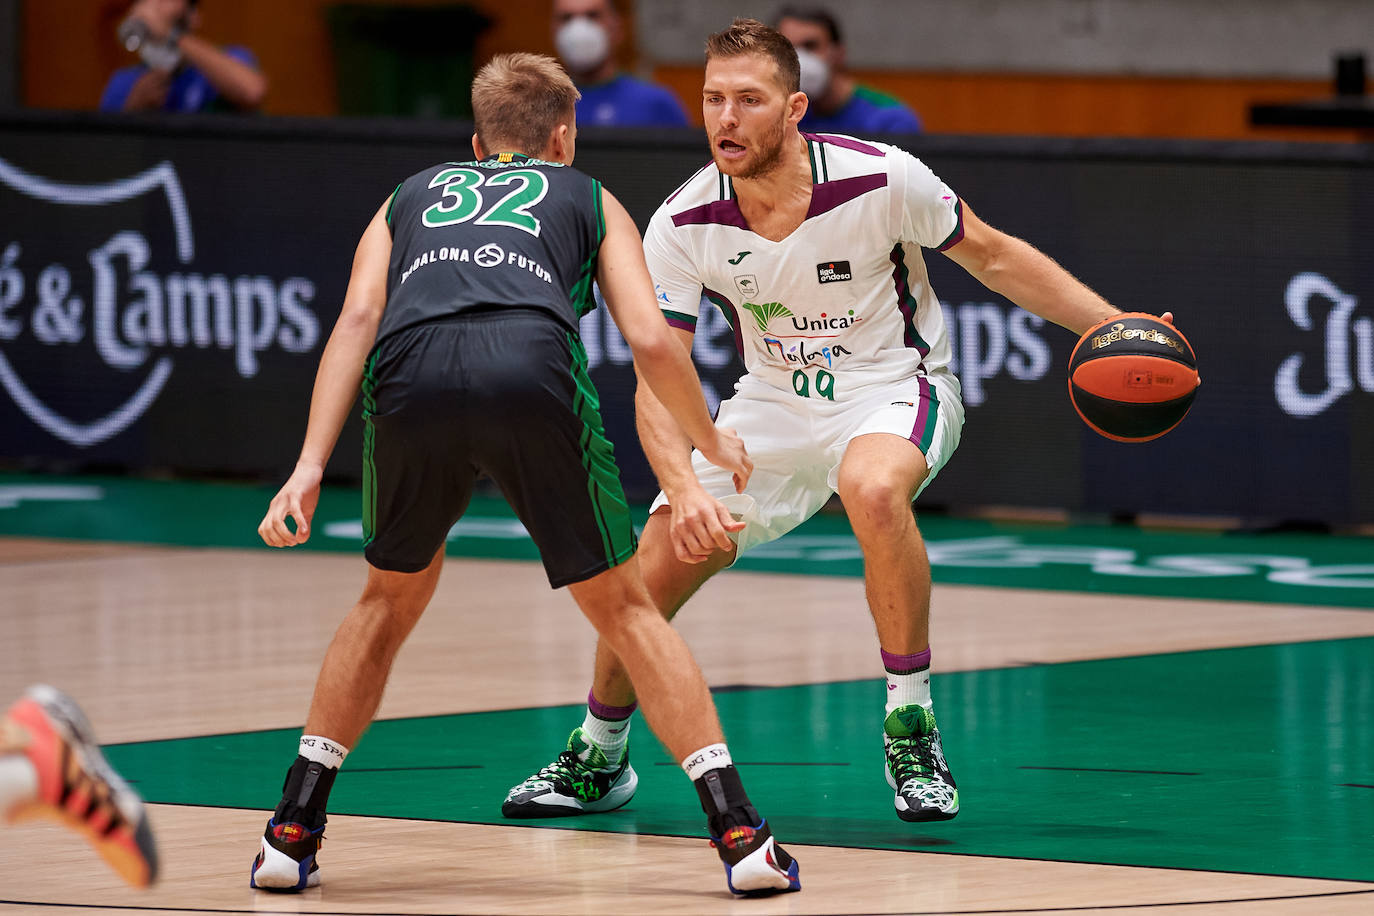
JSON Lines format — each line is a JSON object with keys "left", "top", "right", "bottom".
{"left": 649, "top": 369, "right": 964, "bottom": 557}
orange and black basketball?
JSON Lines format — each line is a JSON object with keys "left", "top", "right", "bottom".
{"left": 1068, "top": 313, "right": 1199, "bottom": 442}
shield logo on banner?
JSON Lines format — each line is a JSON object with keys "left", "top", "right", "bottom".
{"left": 0, "top": 158, "right": 190, "bottom": 448}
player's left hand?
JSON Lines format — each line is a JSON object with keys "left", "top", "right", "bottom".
{"left": 259, "top": 461, "right": 323, "bottom": 547}
{"left": 697, "top": 427, "right": 753, "bottom": 493}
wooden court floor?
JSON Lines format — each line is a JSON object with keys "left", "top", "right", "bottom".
{"left": 1, "top": 537, "right": 1372, "bottom": 915}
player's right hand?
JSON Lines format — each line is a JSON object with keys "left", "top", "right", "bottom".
{"left": 697, "top": 427, "right": 753, "bottom": 494}
{"left": 668, "top": 484, "right": 745, "bottom": 564}
{"left": 259, "top": 461, "right": 323, "bottom": 547}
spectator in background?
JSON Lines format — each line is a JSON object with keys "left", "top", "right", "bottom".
{"left": 776, "top": 5, "right": 923, "bottom": 134}
{"left": 100, "top": 0, "right": 267, "bottom": 113}
{"left": 553, "top": 0, "right": 689, "bottom": 127}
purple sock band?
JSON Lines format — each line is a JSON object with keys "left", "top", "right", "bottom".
{"left": 881, "top": 647, "right": 931, "bottom": 675}
{"left": 588, "top": 691, "right": 637, "bottom": 722}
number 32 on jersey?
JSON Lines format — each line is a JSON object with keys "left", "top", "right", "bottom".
{"left": 422, "top": 167, "right": 548, "bottom": 237}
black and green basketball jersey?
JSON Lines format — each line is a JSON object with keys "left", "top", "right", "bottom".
{"left": 378, "top": 152, "right": 605, "bottom": 344}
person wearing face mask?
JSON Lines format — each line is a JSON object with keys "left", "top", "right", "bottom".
{"left": 776, "top": 5, "right": 922, "bottom": 134}
{"left": 553, "top": 0, "right": 689, "bottom": 127}
{"left": 100, "top": 0, "right": 266, "bottom": 113}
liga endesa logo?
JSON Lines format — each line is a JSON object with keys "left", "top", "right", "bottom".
{"left": 0, "top": 158, "right": 320, "bottom": 447}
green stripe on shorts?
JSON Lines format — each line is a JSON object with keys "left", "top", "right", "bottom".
{"left": 919, "top": 381, "right": 941, "bottom": 455}
{"left": 361, "top": 349, "right": 380, "bottom": 547}
{"left": 565, "top": 332, "right": 637, "bottom": 567}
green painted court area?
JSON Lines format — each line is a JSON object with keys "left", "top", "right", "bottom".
{"left": 107, "top": 638, "right": 1374, "bottom": 882}
{"left": 5, "top": 472, "right": 1373, "bottom": 882}
{"left": 1, "top": 472, "right": 1372, "bottom": 607}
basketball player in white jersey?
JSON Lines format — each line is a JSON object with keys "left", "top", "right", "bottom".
{"left": 505, "top": 18, "right": 1171, "bottom": 824}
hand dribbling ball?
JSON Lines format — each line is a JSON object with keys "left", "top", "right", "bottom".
{"left": 1068, "top": 313, "right": 1199, "bottom": 442}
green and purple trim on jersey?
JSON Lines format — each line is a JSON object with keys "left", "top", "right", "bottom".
{"left": 934, "top": 198, "right": 965, "bottom": 251}
{"left": 703, "top": 287, "right": 746, "bottom": 357}
{"left": 889, "top": 244, "right": 932, "bottom": 365}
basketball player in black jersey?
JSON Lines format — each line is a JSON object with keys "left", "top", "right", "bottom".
{"left": 248, "top": 53, "right": 800, "bottom": 897}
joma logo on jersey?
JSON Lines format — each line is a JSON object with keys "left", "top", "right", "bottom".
{"left": 816, "top": 260, "right": 852, "bottom": 283}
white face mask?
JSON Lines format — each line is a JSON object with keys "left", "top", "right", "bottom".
{"left": 555, "top": 17, "right": 610, "bottom": 74}
{"left": 795, "top": 48, "right": 831, "bottom": 99}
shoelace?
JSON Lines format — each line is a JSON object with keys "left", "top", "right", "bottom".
{"left": 888, "top": 732, "right": 936, "bottom": 784}
{"left": 536, "top": 750, "right": 595, "bottom": 784}
{"left": 60, "top": 744, "right": 126, "bottom": 835}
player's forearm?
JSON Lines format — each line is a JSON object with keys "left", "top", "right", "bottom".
{"left": 632, "top": 338, "right": 719, "bottom": 450}
{"left": 296, "top": 312, "right": 377, "bottom": 469}
{"left": 978, "top": 236, "right": 1118, "bottom": 335}
{"left": 634, "top": 374, "right": 706, "bottom": 497}
{"left": 178, "top": 34, "right": 267, "bottom": 110}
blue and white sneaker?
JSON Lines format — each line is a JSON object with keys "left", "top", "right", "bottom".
{"left": 710, "top": 818, "right": 800, "bottom": 896}
{"left": 250, "top": 818, "right": 323, "bottom": 891}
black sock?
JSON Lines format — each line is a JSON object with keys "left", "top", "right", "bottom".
{"left": 692, "top": 765, "right": 759, "bottom": 837}
{"left": 273, "top": 756, "right": 336, "bottom": 829}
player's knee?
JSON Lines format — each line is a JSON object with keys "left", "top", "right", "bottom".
{"left": 838, "top": 476, "right": 912, "bottom": 533}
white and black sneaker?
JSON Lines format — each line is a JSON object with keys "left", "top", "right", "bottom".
{"left": 502, "top": 728, "right": 637, "bottom": 818}
{"left": 884, "top": 704, "right": 959, "bottom": 822}
{"left": 250, "top": 817, "right": 324, "bottom": 891}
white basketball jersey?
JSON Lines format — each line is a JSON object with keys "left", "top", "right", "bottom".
{"left": 644, "top": 133, "right": 964, "bottom": 403}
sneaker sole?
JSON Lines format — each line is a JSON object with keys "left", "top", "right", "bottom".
{"left": 251, "top": 836, "right": 321, "bottom": 891}
{"left": 501, "top": 765, "right": 638, "bottom": 819}
{"left": 724, "top": 836, "right": 801, "bottom": 896}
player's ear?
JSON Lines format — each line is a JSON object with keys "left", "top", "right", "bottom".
{"left": 471, "top": 132, "right": 486, "bottom": 160}
{"left": 787, "top": 90, "right": 808, "bottom": 126}
{"left": 546, "top": 122, "right": 574, "bottom": 164}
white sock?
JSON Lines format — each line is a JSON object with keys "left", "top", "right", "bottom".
{"left": 581, "top": 710, "right": 631, "bottom": 764}
{"left": 886, "top": 668, "right": 932, "bottom": 714}
{"left": 0, "top": 755, "right": 39, "bottom": 817}
{"left": 681, "top": 743, "right": 732, "bottom": 781}
{"left": 299, "top": 735, "right": 348, "bottom": 769}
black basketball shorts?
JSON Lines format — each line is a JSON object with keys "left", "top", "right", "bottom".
{"left": 359, "top": 310, "right": 637, "bottom": 587}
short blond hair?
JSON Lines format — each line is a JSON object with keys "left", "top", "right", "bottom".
{"left": 471, "top": 53, "right": 580, "bottom": 156}
{"left": 705, "top": 18, "right": 800, "bottom": 94}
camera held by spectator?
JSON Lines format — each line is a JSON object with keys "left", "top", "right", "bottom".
{"left": 101, "top": 0, "right": 267, "bottom": 114}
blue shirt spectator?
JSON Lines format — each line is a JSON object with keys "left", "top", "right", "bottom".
{"left": 100, "top": 1, "right": 266, "bottom": 114}
{"left": 799, "top": 85, "right": 923, "bottom": 134}
{"left": 575, "top": 74, "right": 688, "bottom": 127}
{"left": 101, "top": 46, "right": 260, "bottom": 113}
{"left": 554, "top": 0, "right": 688, "bottom": 127}
{"left": 778, "top": 6, "right": 923, "bottom": 136}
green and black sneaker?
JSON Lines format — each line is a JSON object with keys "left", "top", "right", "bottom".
{"left": 502, "top": 728, "right": 637, "bottom": 818}
{"left": 883, "top": 704, "right": 959, "bottom": 822}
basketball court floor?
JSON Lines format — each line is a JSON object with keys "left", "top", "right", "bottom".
{"left": 0, "top": 473, "right": 1371, "bottom": 914}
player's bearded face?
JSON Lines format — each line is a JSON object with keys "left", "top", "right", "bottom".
{"left": 704, "top": 55, "right": 794, "bottom": 180}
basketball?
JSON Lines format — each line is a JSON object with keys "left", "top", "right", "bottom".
{"left": 1068, "top": 313, "right": 1199, "bottom": 442}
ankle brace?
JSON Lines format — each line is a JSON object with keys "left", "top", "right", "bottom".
{"left": 274, "top": 755, "right": 336, "bottom": 828}
{"left": 692, "top": 765, "right": 759, "bottom": 836}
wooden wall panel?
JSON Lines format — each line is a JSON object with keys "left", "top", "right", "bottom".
{"left": 19, "top": 0, "right": 1363, "bottom": 141}
{"left": 652, "top": 65, "right": 1367, "bottom": 142}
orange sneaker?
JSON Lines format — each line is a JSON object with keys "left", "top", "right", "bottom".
{"left": 1, "top": 685, "right": 158, "bottom": 887}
